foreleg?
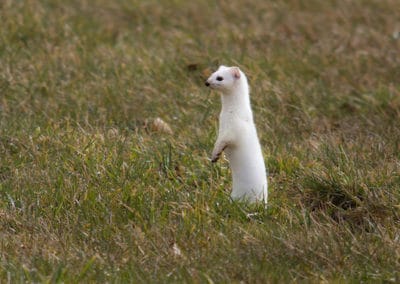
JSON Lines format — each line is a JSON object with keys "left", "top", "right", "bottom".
{"left": 211, "top": 138, "right": 229, "bottom": 163}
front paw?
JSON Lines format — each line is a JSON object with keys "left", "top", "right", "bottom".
{"left": 211, "top": 151, "right": 221, "bottom": 163}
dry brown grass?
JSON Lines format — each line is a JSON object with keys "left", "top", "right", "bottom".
{"left": 1, "top": 0, "right": 400, "bottom": 282}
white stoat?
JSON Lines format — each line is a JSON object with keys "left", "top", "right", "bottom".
{"left": 205, "top": 65, "right": 268, "bottom": 204}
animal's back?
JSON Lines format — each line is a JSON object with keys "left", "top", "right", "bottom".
{"left": 225, "top": 119, "right": 268, "bottom": 202}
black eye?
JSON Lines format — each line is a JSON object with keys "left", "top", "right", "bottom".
{"left": 216, "top": 76, "right": 223, "bottom": 81}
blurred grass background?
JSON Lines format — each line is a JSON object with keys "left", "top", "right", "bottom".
{"left": 1, "top": 0, "right": 400, "bottom": 282}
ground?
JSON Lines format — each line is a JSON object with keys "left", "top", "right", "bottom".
{"left": 1, "top": 0, "right": 400, "bottom": 282}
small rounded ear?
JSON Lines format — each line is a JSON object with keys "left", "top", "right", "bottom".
{"left": 231, "top": 67, "right": 241, "bottom": 79}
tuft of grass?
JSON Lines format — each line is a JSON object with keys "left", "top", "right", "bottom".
{"left": 1, "top": 0, "right": 400, "bottom": 282}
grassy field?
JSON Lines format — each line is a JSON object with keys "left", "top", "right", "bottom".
{"left": 1, "top": 0, "right": 400, "bottom": 282}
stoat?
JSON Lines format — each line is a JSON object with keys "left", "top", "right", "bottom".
{"left": 205, "top": 65, "right": 268, "bottom": 204}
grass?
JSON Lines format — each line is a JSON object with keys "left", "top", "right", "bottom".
{"left": 1, "top": 0, "right": 400, "bottom": 282}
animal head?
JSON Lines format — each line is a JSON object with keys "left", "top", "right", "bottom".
{"left": 205, "top": 65, "right": 242, "bottom": 93}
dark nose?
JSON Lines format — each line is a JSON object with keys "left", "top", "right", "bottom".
{"left": 205, "top": 81, "right": 210, "bottom": 87}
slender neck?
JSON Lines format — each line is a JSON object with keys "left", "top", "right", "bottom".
{"left": 220, "top": 78, "right": 252, "bottom": 119}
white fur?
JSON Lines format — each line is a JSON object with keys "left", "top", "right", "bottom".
{"left": 206, "top": 65, "right": 268, "bottom": 204}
